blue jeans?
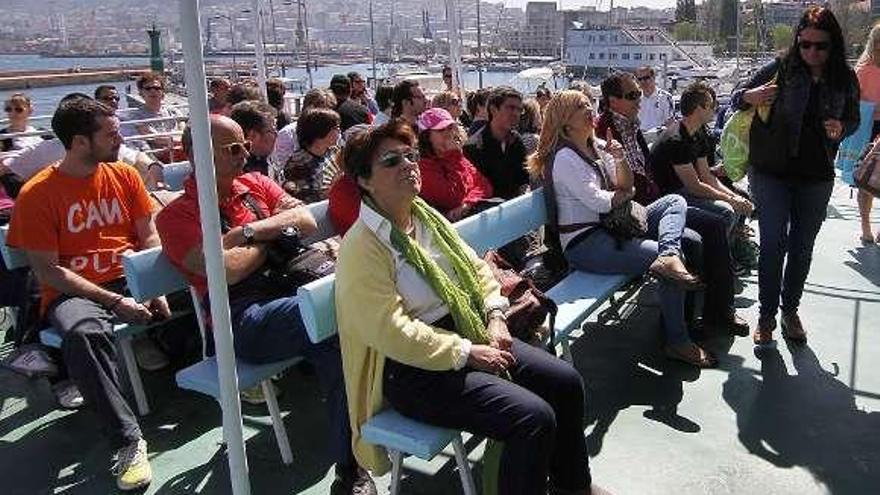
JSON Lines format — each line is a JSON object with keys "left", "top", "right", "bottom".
{"left": 230, "top": 296, "right": 355, "bottom": 468}
{"left": 677, "top": 189, "right": 739, "bottom": 237}
{"left": 564, "top": 194, "right": 691, "bottom": 345}
{"left": 750, "top": 171, "right": 833, "bottom": 320}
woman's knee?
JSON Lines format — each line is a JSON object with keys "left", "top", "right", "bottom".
{"left": 664, "top": 194, "right": 688, "bottom": 213}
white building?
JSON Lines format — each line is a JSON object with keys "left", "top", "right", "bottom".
{"left": 564, "top": 26, "right": 713, "bottom": 71}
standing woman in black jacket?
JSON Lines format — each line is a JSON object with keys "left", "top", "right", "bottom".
{"left": 730, "top": 6, "right": 860, "bottom": 346}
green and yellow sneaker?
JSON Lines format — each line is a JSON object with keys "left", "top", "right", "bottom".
{"left": 114, "top": 438, "right": 152, "bottom": 491}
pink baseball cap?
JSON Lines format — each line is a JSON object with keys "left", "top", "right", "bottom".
{"left": 417, "top": 107, "right": 457, "bottom": 132}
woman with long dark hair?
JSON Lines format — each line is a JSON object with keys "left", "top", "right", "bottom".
{"left": 731, "top": 6, "right": 860, "bottom": 346}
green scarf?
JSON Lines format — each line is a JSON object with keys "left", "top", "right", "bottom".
{"left": 365, "top": 197, "right": 504, "bottom": 495}
{"left": 367, "top": 196, "right": 491, "bottom": 345}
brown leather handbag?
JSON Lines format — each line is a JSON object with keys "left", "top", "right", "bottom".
{"left": 483, "top": 250, "right": 557, "bottom": 346}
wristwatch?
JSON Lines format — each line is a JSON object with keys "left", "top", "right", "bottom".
{"left": 242, "top": 223, "right": 256, "bottom": 245}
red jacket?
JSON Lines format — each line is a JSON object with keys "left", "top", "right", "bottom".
{"left": 418, "top": 150, "right": 493, "bottom": 214}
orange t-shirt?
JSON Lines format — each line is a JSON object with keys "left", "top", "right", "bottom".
{"left": 7, "top": 162, "right": 154, "bottom": 311}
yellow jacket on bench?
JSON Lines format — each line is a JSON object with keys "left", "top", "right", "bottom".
{"left": 335, "top": 216, "right": 503, "bottom": 474}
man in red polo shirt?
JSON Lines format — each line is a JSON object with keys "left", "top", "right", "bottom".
{"left": 155, "top": 115, "right": 376, "bottom": 495}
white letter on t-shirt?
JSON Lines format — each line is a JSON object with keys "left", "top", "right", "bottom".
{"left": 100, "top": 198, "right": 123, "bottom": 226}
{"left": 85, "top": 201, "right": 106, "bottom": 230}
{"left": 67, "top": 203, "right": 84, "bottom": 233}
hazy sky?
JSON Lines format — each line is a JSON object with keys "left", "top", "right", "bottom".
{"left": 501, "top": 0, "right": 678, "bottom": 9}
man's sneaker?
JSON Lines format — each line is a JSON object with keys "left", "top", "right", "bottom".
{"left": 114, "top": 438, "right": 152, "bottom": 491}
{"left": 240, "top": 382, "right": 281, "bottom": 405}
{"left": 51, "top": 380, "right": 84, "bottom": 409}
{"left": 2, "top": 344, "right": 58, "bottom": 378}
{"left": 132, "top": 336, "right": 170, "bottom": 371}
{"left": 330, "top": 465, "right": 377, "bottom": 495}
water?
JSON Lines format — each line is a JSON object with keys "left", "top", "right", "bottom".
{"left": 1, "top": 54, "right": 565, "bottom": 120}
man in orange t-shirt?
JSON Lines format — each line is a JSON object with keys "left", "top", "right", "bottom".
{"left": 7, "top": 98, "right": 167, "bottom": 491}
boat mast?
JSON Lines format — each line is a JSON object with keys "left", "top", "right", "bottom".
{"left": 370, "top": 0, "right": 378, "bottom": 88}
{"left": 477, "top": 0, "right": 483, "bottom": 88}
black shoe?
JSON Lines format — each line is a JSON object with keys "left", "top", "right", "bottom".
{"left": 331, "top": 466, "right": 377, "bottom": 495}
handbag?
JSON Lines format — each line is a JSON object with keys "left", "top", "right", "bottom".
{"left": 223, "top": 194, "right": 335, "bottom": 301}
{"left": 483, "top": 250, "right": 557, "bottom": 346}
{"left": 854, "top": 145, "right": 880, "bottom": 198}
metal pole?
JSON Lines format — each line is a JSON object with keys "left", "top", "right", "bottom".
{"left": 268, "top": 0, "right": 280, "bottom": 75}
{"left": 476, "top": 0, "right": 483, "bottom": 88}
{"left": 252, "top": 0, "right": 269, "bottom": 99}
{"left": 369, "top": 0, "right": 377, "bottom": 87}
{"left": 228, "top": 17, "right": 238, "bottom": 81}
{"left": 178, "top": 2, "right": 250, "bottom": 495}
{"left": 300, "top": 0, "right": 314, "bottom": 88}
{"left": 445, "top": 0, "right": 463, "bottom": 93}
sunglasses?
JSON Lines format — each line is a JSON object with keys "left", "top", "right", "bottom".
{"left": 99, "top": 95, "right": 120, "bottom": 101}
{"left": 376, "top": 149, "right": 419, "bottom": 168}
{"left": 623, "top": 90, "right": 642, "bottom": 101}
{"left": 4, "top": 106, "right": 26, "bottom": 113}
{"left": 143, "top": 85, "right": 164, "bottom": 92}
{"left": 636, "top": 75, "right": 654, "bottom": 82}
{"left": 798, "top": 40, "right": 830, "bottom": 51}
{"left": 218, "top": 141, "right": 251, "bottom": 155}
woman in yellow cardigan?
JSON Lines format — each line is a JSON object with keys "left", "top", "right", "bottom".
{"left": 334, "top": 120, "right": 610, "bottom": 495}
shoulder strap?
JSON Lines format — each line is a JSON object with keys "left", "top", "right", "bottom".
{"left": 218, "top": 192, "right": 265, "bottom": 234}
{"left": 558, "top": 141, "right": 610, "bottom": 190}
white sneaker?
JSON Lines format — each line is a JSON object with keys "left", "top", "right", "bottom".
{"left": 132, "top": 336, "right": 169, "bottom": 371}
{"left": 240, "top": 381, "right": 281, "bottom": 405}
{"left": 51, "top": 380, "right": 84, "bottom": 409}
{"left": 113, "top": 438, "right": 152, "bottom": 491}
{"left": 3, "top": 344, "right": 58, "bottom": 378}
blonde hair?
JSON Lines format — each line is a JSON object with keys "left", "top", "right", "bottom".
{"left": 431, "top": 91, "right": 461, "bottom": 113}
{"left": 527, "top": 90, "right": 592, "bottom": 180}
{"left": 857, "top": 23, "right": 880, "bottom": 69}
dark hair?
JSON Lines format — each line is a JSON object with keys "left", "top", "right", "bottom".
{"left": 535, "top": 86, "right": 552, "bottom": 99}
{"left": 487, "top": 86, "right": 522, "bottom": 122}
{"left": 60, "top": 92, "right": 91, "bottom": 104}
{"left": 347, "top": 71, "right": 364, "bottom": 83}
{"left": 296, "top": 108, "right": 341, "bottom": 149}
{"left": 136, "top": 72, "right": 164, "bottom": 91}
{"left": 330, "top": 74, "right": 352, "bottom": 99}
{"left": 52, "top": 98, "right": 116, "bottom": 149}
{"left": 209, "top": 78, "right": 230, "bottom": 91}
{"left": 229, "top": 100, "right": 277, "bottom": 134}
{"left": 680, "top": 81, "right": 715, "bottom": 116}
{"left": 375, "top": 84, "right": 394, "bottom": 112}
{"left": 518, "top": 98, "right": 542, "bottom": 134}
{"left": 342, "top": 119, "right": 416, "bottom": 182}
{"left": 302, "top": 88, "right": 337, "bottom": 112}
{"left": 635, "top": 65, "right": 655, "bottom": 76}
{"left": 226, "top": 82, "right": 262, "bottom": 106}
{"left": 94, "top": 85, "right": 117, "bottom": 100}
{"left": 442, "top": 65, "right": 452, "bottom": 76}
{"left": 784, "top": 6, "right": 851, "bottom": 89}
{"left": 599, "top": 72, "right": 636, "bottom": 112}
{"left": 466, "top": 88, "right": 491, "bottom": 117}
{"left": 265, "top": 78, "right": 286, "bottom": 109}
{"left": 391, "top": 80, "right": 421, "bottom": 117}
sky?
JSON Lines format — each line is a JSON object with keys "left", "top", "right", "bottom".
{"left": 501, "top": 0, "right": 679, "bottom": 9}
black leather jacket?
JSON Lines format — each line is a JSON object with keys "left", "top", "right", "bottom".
{"left": 731, "top": 58, "right": 860, "bottom": 159}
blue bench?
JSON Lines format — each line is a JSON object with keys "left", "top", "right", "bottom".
{"left": 296, "top": 188, "right": 637, "bottom": 493}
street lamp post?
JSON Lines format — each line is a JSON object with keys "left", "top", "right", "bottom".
{"left": 268, "top": 0, "right": 281, "bottom": 75}
{"left": 476, "top": 0, "right": 483, "bottom": 88}
{"left": 214, "top": 14, "right": 238, "bottom": 81}
{"left": 283, "top": 0, "right": 312, "bottom": 88}
{"left": 369, "top": 0, "right": 377, "bottom": 87}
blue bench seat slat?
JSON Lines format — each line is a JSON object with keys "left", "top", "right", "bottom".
{"left": 175, "top": 356, "right": 302, "bottom": 398}
{"left": 547, "top": 272, "right": 634, "bottom": 338}
{"left": 361, "top": 409, "right": 460, "bottom": 461}
{"left": 454, "top": 190, "right": 546, "bottom": 256}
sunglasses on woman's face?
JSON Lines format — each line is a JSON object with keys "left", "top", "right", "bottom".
{"left": 143, "top": 85, "right": 164, "bottom": 92}
{"left": 218, "top": 141, "right": 251, "bottom": 155}
{"left": 4, "top": 106, "right": 26, "bottom": 113}
{"left": 376, "top": 149, "right": 420, "bottom": 168}
{"left": 798, "top": 40, "right": 830, "bottom": 52}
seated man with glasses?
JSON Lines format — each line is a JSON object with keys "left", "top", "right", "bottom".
{"left": 650, "top": 82, "right": 753, "bottom": 237}
{"left": 155, "top": 115, "right": 377, "bottom": 495}
{"left": 123, "top": 74, "right": 184, "bottom": 161}
{"left": 634, "top": 66, "right": 675, "bottom": 132}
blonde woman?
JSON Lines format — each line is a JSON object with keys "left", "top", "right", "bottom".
{"left": 856, "top": 23, "right": 880, "bottom": 243}
{"left": 528, "top": 90, "right": 715, "bottom": 368}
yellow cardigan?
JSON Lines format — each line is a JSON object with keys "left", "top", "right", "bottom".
{"left": 335, "top": 217, "right": 503, "bottom": 474}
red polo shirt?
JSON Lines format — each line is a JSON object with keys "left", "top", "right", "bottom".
{"left": 155, "top": 172, "right": 290, "bottom": 297}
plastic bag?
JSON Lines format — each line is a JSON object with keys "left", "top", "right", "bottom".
{"left": 720, "top": 108, "right": 755, "bottom": 181}
{"left": 835, "top": 101, "right": 877, "bottom": 186}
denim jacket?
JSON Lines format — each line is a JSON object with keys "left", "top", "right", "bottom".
{"left": 731, "top": 58, "right": 860, "bottom": 159}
